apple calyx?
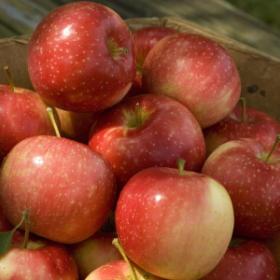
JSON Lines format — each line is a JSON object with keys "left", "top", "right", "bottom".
{"left": 3, "top": 65, "right": 15, "bottom": 92}
{"left": 265, "top": 134, "right": 280, "bottom": 163}
{"left": 112, "top": 238, "right": 139, "bottom": 280}
{"left": 123, "top": 102, "right": 151, "bottom": 131}
{"left": 239, "top": 97, "right": 247, "bottom": 122}
{"left": 46, "top": 107, "right": 61, "bottom": 137}
{"left": 0, "top": 209, "right": 29, "bottom": 254}
{"left": 177, "top": 158, "right": 186, "bottom": 176}
{"left": 107, "top": 38, "right": 128, "bottom": 60}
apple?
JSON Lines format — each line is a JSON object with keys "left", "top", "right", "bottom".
{"left": 72, "top": 234, "right": 121, "bottom": 278}
{"left": 204, "top": 103, "right": 280, "bottom": 155}
{"left": 129, "top": 26, "right": 176, "bottom": 95}
{"left": 28, "top": 1, "right": 135, "bottom": 112}
{"left": 266, "top": 233, "right": 280, "bottom": 269}
{"left": 55, "top": 108, "right": 97, "bottom": 143}
{"left": 0, "top": 135, "right": 116, "bottom": 244}
{"left": 0, "top": 240, "right": 78, "bottom": 279}
{"left": 203, "top": 240, "right": 279, "bottom": 280}
{"left": 85, "top": 260, "right": 160, "bottom": 280}
{"left": 115, "top": 166, "right": 234, "bottom": 279}
{"left": 0, "top": 84, "right": 54, "bottom": 157}
{"left": 142, "top": 33, "right": 241, "bottom": 128}
{"left": 202, "top": 137, "right": 280, "bottom": 239}
{"left": 89, "top": 94, "right": 206, "bottom": 186}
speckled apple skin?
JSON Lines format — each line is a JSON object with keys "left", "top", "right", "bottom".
{"left": 85, "top": 260, "right": 160, "bottom": 280}
{"left": 202, "top": 241, "right": 279, "bottom": 280}
{"left": 0, "top": 136, "right": 116, "bottom": 244}
{"left": 89, "top": 94, "right": 206, "bottom": 186}
{"left": 116, "top": 167, "right": 234, "bottom": 280}
{"left": 202, "top": 138, "right": 280, "bottom": 239}
{"left": 0, "top": 244, "right": 78, "bottom": 280}
{"left": 0, "top": 85, "right": 54, "bottom": 157}
{"left": 28, "top": 2, "right": 135, "bottom": 112}
{"left": 142, "top": 33, "right": 241, "bottom": 128}
{"left": 204, "top": 105, "right": 280, "bottom": 155}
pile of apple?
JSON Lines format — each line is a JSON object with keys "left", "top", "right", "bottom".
{"left": 1, "top": 1, "right": 280, "bottom": 280}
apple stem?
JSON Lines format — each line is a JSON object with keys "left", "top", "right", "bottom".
{"left": 265, "top": 134, "right": 280, "bottom": 163}
{"left": 22, "top": 210, "right": 30, "bottom": 249}
{"left": 46, "top": 107, "right": 61, "bottom": 137}
{"left": 112, "top": 238, "right": 139, "bottom": 280}
{"left": 239, "top": 97, "right": 247, "bottom": 122}
{"left": 3, "top": 66, "right": 15, "bottom": 92}
{"left": 177, "top": 158, "right": 186, "bottom": 176}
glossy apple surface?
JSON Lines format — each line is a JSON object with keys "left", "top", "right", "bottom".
{"left": 142, "top": 33, "right": 241, "bottom": 127}
{"left": 116, "top": 167, "right": 234, "bottom": 279}
{"left": 0, "top": 240, "right": 78, "bottom": 279}
{"left": 204, "top": 104, "right": 280, "bottom": 155}
{"left": 203, "top": 240, "right": 279, "bottom": 280}
{"left": 0, "top": 136, "right": 116, "bottom": 244}
{"left": 202, "top": 138, "right": 280, "bottom": 239}
{"left": 89, "top": 94, "right": 205, "bottom": 186}
{"left": 0, "top": 85, "right": 53, "bottom": 157}
{"left": 72, "top": 234, "right": 121, "bottom": 278}
{"left": 28, "top": 2, "right": 135, "bottom": 112}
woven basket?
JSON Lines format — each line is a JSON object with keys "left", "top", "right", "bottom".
{"left": 0, "top": 17, "right": 280, "bottom": 119}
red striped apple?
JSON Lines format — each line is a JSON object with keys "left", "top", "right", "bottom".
{"left": 0, "top": 84, "right": 54, "bottom": 157}
{"left": 115, "top": 166, "right": 234, "bottom": 279}
{"left": 89, "top": 94, "right": 205, "bottom": 186}
{"left": 203, "top": 240, "right": 279, "bottom": 280}
{"left": 204, "top": 104, "right": 280, "bottom": 155}
{"left": 0, "top": 135, "right": 116, "bottom": 243}
{"left": 142, "top": 33, "right": 241, "bottom": 127}
{"left": 202, "top": 137, "right": 280, "bottom": 239}
{"left": 28, "top": 2, "right": 135, "bottom": 112}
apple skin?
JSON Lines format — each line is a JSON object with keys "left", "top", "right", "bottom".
{"left": 204, "top": 104, "right": 280, "bottom": 155}
{"left": 129, "top": 26, "right": 176, "bottom": 96}
{"left": 142, "top": 33, "right": 241, "bottom": 128}
{"left": 55, "top": 108, "right": 97, "bottom": 143}
{"left": 0, "top": 135, "right": 116, "bottom": 244}
{"left": 28, "top": 1, "right": 135, "bottom": 112}
{"left": 0, "top": 85, "right": 54, "bottom": 157}
{"left": 202, "top": 240, "right": 279, "bottom": 280}
{"left": 0, "top": 240, "right": 78, "bottom": 280}
{"left": 266, "top": 233, "right": 280, "bottom": 269}
{"left": 115, "top": 167, "right": 234, "bottom": 280}
{"left": 202, "top": 138, "right": 280, "bottom": 239}
{"left": 85, "top": 260, "right": 161, "bottom": 280}
{"left": 89, "top": 94, "right": 206, "bottom": 186}
{"left": 71, "top": 234, "right": 121, "bottom": 278}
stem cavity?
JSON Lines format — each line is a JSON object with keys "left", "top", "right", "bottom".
{"left": 107, "top": 38, "right": 128, "bottom": 60}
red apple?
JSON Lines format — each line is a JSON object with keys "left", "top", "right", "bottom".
{"left": 72, "top": 234, "right": 121, "bottom": 278}
{"left": 85, "top": 260, "right": 160, "bottom": 280}
{"left": 0, "top": 84, "right": 54, "bottom": 157}
{"left": 204, "top": 104, "right": 280, "bottom": 155}
{"left": 89, "top": 94, "right": 206, "bottom": 186}
{"left": 203, "top": 240, "right": 279, "bottom": 280}
{"left": 142, "top": 33, "right": 241, "bottom": 128}
{"left": 28, "top": 2, "right": 135, "bottom": 112}
{"left": 0, "top": 240, "right": 78, "bottom": 279}
{"left": 129, "top": 26, "right": 176, "bottom": 95}
{"left": 115, "top": 167, "right": 234, "bottom": 279}
{"left": 266, "top": 233, "right": 280, "bottom": 269}
{"left": 0, "top": 135, "right": 116, "bottom": 243}
{"left": 55, "top": 108, "right": 97, "bottom": 142}
{"left": 202, "top": 138, "right": 280, "bottom": 239}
